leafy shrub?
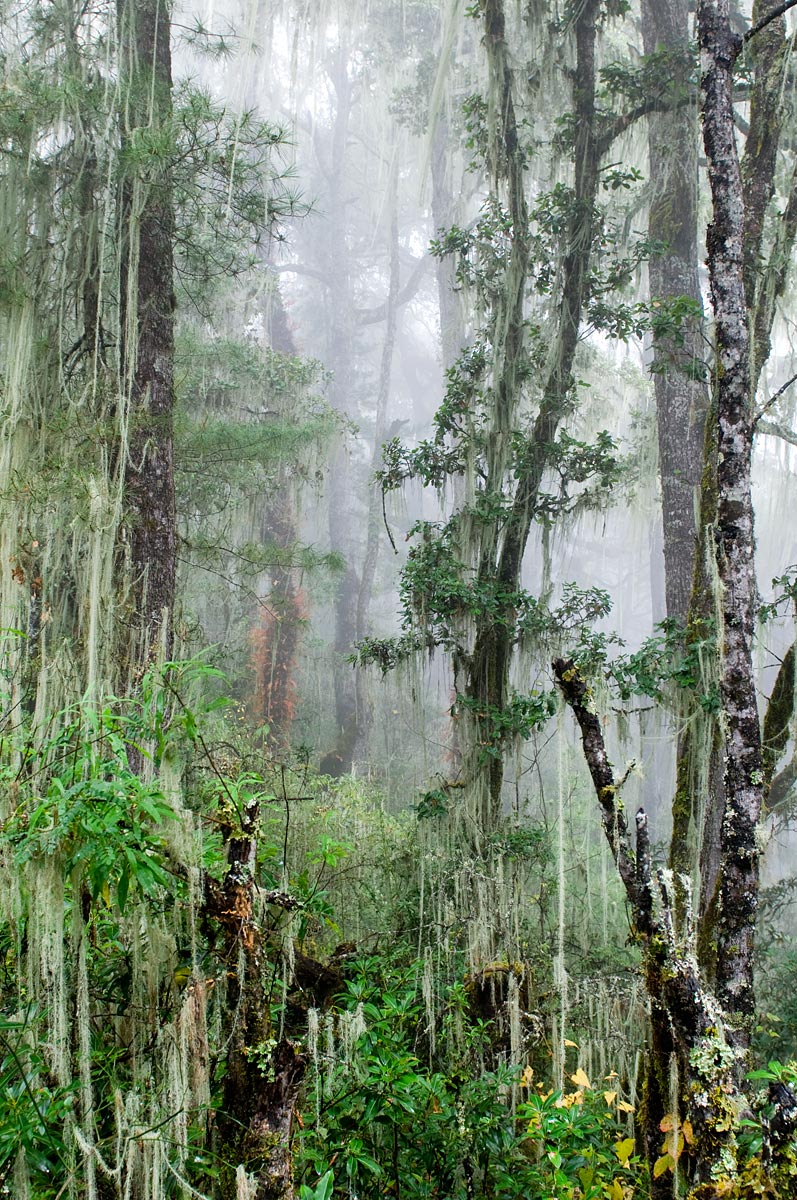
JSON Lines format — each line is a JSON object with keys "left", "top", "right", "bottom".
{"left": 298, "top": 955, "right": 645, "bottom": 1199}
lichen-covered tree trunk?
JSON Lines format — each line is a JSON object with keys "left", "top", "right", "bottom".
{"left": 118, "top": 0, "right": 177, "bottom": 667}
{"left": 697, "top": 0, "right": 764, "bottom": 1049}
{"left": 553, "top": 659, "right": 797, "bottom": 1191}
{"left": 209, "top": 799, "right": 306, "bottom": 1198}
{"left": 674, "top": 0, "right": 789, "bottom": 978}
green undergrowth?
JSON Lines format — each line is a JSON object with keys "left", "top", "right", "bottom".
{"left": 297, "top": 954, "right": 646, "bottom": 1200}
{"left": 0, "top": 660, "right": 794, "bottom": 1197}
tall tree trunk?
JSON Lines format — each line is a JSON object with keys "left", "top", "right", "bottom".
{"left": 356, "top": 158, "right": 400, "bottom": 648}
{"left": 640, "top": 11, "right": 713, "bottom": 1164}
{"left": 248, "top": 278, "right": 306, "bottom": 751}
{"left": 320, "top": 45, "right": 360, "bottom": 777}
{"left": 642, "top": 0, "right": 708, "bottom": 624}
{"left": 118, "top": 0, "right": 177, "bottom": 667}
{"left": 465, "top": 0, "right": 601, "bottom": 826}
{"left": 677, "top": 0, "right": 789, "bottom": 976}
{"left": 698, "top": 0, "right": 764, "bottom": 1050}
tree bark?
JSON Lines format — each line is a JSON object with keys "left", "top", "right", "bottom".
{"left": 248, "top": 277, "right": 306, "bottom": 751}
{"left": 465, "top": 0, "right": 601, "bottom": 824}
{"left": 642, "top": 0, "right": 709, "bottom": 624}
{"left": 209, "top": 798, "right": 307, "bottom": 1198}
{"left": 118, "top": 0, "right": 177, "bottom": 666}
{"left": 320, "top": 46, "right": 361, "bottom": 777}
{"left": 698, "top": 0, "right": 764, "bottom": 1049}
{"left": 554, "top": 658, "right": 743, "bottom": 1188}
{"left": 741, "top": 0, "right": 786, "bottom": 384}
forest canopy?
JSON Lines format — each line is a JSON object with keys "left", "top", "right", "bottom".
{"left": 2, "top": 0, "right": 797, "bottom": 1197}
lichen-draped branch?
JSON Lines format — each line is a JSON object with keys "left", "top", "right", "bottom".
{"left": 552, "top": 657, "right": 782, "bottom": 1188}
{"left": 551, "top": 658, "right": 640, "bottom": 911}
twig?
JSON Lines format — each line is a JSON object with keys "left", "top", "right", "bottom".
{"left": 754, "top": 371, "right": 797, "bottom": 424}
{"left": 382, "top": 489, "right": 398, "bottom": 554}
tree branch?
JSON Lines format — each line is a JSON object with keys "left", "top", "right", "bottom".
{"left": 745, "top": 0, "right": 797, "bottom": 42}
{"left": 354, "top": 254, "right": 430, "bottom": 325}
{"left": 552, "top": 659, "right": 641, "bottom": 907}
{"left": 754, "top": 371, "right": 797, "bottom": 424}
{"left": 597, "top": 94, "right": 676, "bottom": 157}
{"left": 271, "top": 262, "right": 330, "bottom": 285}
{"left": 757, "top": 417, "right": 797, "bottom": 447}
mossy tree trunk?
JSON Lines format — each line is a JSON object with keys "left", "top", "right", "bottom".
{"left": 698, "top": 0, "right": 765, "bottom": 1049}
{"left": 209, "top": 798, "right": 306, "bottom": 1198}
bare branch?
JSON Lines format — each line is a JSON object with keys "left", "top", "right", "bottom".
{"left": 754, "top": 371, "right": 797, "bottom": 423}
{"left": 757, "top": 417, "right": 797, "bottom": 447}
{"left": 745, "top": 1, "right": 797, "bottom": 42}
{"left": 271, "top": 262, "right": 330, "bottom": 285}
{"left": 552, "top": 660, "right": 636, "bottom": 890}
{"left": 355, "top": 255, "right": 430, "bottom": 326}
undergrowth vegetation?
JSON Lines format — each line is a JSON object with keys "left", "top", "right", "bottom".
{"left": 0, "top": 661, "right": 793, "bottom": 1197}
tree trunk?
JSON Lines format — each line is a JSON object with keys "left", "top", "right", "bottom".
{"left": 642, "top": 0, "right": 708, "bottom": 624}
{"left": 465, "top": 0, "right": 601, "bottom": 825}
{"left": 697, "top": 0, "right": 764, "bottom": 1050}
{"left": 677, "top": 0, "right": 789, "bottom": 983}
{"left": 742, "top": 0, "right": 786, "bottom": 382}
{"left": 209, "top": 799, "right": 306, "bottom": 1198}
{"left": 554, "top": 659, "right": 774, "bottom": 1189}
{"left": 118, "top": 0, "right": 177, "bottom": 667}
{"left": 321, "top": 46, "right": 361, "bottom": 777}
{"left": 356, "top": 158, "right": 400, "bottom": 650}
{"left": 248, "top": 278, "right": 306, "bottom": 751}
